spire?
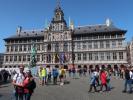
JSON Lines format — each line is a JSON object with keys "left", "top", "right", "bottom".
{"left": 57, "top": 0, "right": 61, "bottom": 8}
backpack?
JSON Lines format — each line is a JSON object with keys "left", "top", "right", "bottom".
{"left": 26, "top": 79, "right": 36, "bottom": 91}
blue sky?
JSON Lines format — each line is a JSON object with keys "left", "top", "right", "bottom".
{"left": 0, "top": 0, "right": 133, "bottom": 53}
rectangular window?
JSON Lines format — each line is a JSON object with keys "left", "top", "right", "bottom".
{"left": 11, "top": 46, "right": 14, "bottom": 52}
{"left": 19, "top": 45, "right": 22, "bottom": 51}
{"left": 28, "top": 45, "right": 31, "bottom": 51}
{"left": 88, "top": 53, "right": 92, "bottom": 60}
{"left": 106, "top": 41, "right": 110, "bottom": 48}
{"left": 10, "top": 56, "right": 13, "bottom": 61}
{"left": 88, "top": 42, "right": 92, "bottom": 49}
{"left": 94, "top": 53, "right": 98, "bottom": 60}
{"left": 41, "top": 44, "right": 44, "bottom": 50}
{"left": 100, "top": 52, "right": 104, "bottom": 60}
{"left": 119, "top": 52, "right": 123, "bottom": 60}
{"left": 6, "top": 56, "right": 8, "bottom": 62}
{"left": 94, "top": 42, "right": 98, "bottom": 49}
{"left": 83, "top": 42, "right": 87, "bottom": 50}
{"left": 106, "top": 52, "right": 110, "bottom": 60}
{"left": 27, "top": 55, "right": 30, "bottom": 61}
{"left": 83, "top": 53, "right": 87, "bottom": 61}
{"left": 14, "top": 56, "right": 17, "bottom": 61}
{"left": 24, "top": 45, "right": 27, "bottom": 51}
{"left": 15, "top": 45, "right": 18, "bottom": 52}
{"left": 37, "top": 45, "right": 40, "bottom": 51}
{"left": 7, "top": 46, "right": 9, "bottom": 52}
{"left": 23, "top": 55, "right": 26, "bottom": 61}
{"left": 100, "top": 41, "right": 104, "bottom": 48}
{"left": 37, "top": 55, "right": 40, "bottom": 62}
{"left": 19, "top": 56, "right": 21, "bottom": 61}
{"left": 112, "top": 41, "right": 116, "bottom": 48}
{"left": 113, "top": 52, "right": 117, "bottom": 60}
{"left": 118, "top": 40, "right": 122, "bottom": 47}
{"left": 77, "top": 42, "right": 81, "bottom": 50}
{"left": 77, "top": 53, "right": 81, "bottom": 61}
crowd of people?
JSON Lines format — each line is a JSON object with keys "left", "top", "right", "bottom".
{"left": 88, "top": 66, "right": 133, "bottom": 94}
{"left": 0, "top": 69, "right": 12, "bottom": 83}
{"left": 1, "top": 64, "right": 133, "bottom": 100}
{"left": 38, "top": 65, "right": 66, "bottom": 86}
{"left": 88, "top": 67, "right": 112, "bottom": 93}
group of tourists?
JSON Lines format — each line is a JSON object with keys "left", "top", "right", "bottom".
{"left": 0, "top": 69, "right": 11, "bottom": 83}
{"left": 68, "top": 66, "right": 87, "bottom": 78}
{"left": 88, "top": 65, "right": 133, "bottom": 94}
{"left": 38, "top": 65, "right": 66, "bottom": 86}
{"left": 6, "top": 64, "right": 133, "bottom": 100}
{"left": 12, "top": 65, "right": 36, "bottom": 100}
{"left": 88, "top": 67, "right": 112, "bottom": 93}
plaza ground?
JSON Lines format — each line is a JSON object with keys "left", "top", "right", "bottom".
{"left": 0, "top": 75, "right": 133, "bottom": 100}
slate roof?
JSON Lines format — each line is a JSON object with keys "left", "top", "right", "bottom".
{"left": 4, "top": 30, "right": 44, "bottom": 40}
{"left": 74, "top": 24, "right": 126, "bottom": 35}
{"left": 4, "top": 24, "right": 126, "bottom": 41}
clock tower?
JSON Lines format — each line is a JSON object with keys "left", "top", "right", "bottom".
{"left": 49, "top": 0, "right": 67, "bottom": 31}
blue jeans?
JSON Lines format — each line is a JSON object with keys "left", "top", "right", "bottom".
{"left": 124, "top": 79, "right": 132, "bottom": 92}
{"left": 15, "top": 92, "right": 24, "bottom": 100}
{"left": 24, "top": 93, "right": 31, "bottom": 100}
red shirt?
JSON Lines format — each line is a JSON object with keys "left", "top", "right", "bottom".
{"left": 23, "top": 77, "right": 30, "bottom": 93}
{"left": 100, "top": 72, "right": 107, "bottom": 84}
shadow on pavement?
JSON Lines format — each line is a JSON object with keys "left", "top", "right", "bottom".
{"left": 0, "top": 85, "right": 10, "bottom": 88}
{"left": 0, "top": 94, "right": 3, "bottom": 98}
{"left": 0, "top": 80, "right": 11, "bottom": 85}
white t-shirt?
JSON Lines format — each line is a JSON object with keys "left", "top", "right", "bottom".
{"left": 94, "top": 71, "right": 99, "bottom": 77}
{"left": 129, "top": 71, "right": 133, "bottom": 79}
{"left": 13, "top": 72, "right": 25, "bottom": 85}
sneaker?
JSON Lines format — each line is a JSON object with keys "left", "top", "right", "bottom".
{"left": 128, "top": 91, "right": 132, "bottom": 94}
{"left": 122, "top": 90, "right": 126, "bottom": 93}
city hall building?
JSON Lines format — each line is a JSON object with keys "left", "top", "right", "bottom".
{"left": 3, "top": 3, "right": 127, "bottom": 69}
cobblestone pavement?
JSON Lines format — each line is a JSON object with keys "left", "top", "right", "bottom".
{"left": 0, "top": 75, "right": 133, "bottom": 100}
